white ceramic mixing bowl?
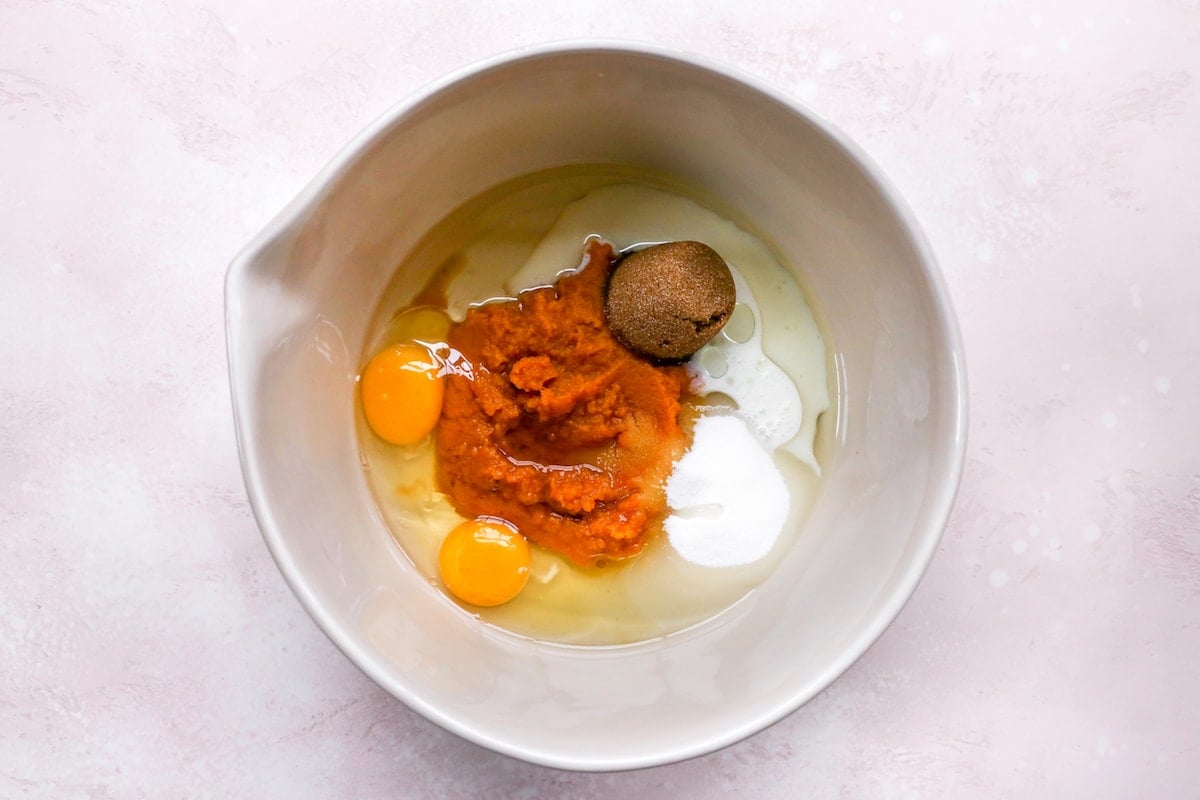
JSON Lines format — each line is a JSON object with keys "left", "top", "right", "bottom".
{"left": 225, "top": 42, "right": 967, "bottom": 770}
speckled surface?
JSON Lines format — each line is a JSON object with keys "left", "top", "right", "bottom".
{"left": 3, "top": 1, "right": 1198, "bottom": 796}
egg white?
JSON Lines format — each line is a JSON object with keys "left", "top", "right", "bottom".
{"left": 361, "top": 173, "right": 830, "bottom": 643}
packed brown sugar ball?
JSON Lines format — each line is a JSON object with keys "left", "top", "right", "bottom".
{"left": 604, "top": 241, "right": 737, "bottom": 361}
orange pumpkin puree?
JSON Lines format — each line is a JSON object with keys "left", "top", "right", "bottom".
{"left": 435, "top": 239, "right": 692, "bottom": 566}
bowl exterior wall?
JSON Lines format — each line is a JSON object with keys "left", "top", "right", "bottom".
{"left": 225, "top": 43, "right": 966, "bottom": 770}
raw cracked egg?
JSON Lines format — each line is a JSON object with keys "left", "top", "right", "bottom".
{"left": 360, "top": 343, "right": 444, "bottom": 445}
{"left": 439, "top": 518, "right": 532, "bottom": 607}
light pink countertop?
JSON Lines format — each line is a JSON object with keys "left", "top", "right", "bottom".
{"left": 3, "top": 2, "right": 1197, "bottom": 797}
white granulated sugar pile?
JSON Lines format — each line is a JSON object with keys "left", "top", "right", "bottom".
{"left": 664, "top": 414, "right": 790, "bottom": 567}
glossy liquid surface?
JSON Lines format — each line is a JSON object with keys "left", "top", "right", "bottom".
{"left": 357, "top": 165, "right": 833, "bottom": 645}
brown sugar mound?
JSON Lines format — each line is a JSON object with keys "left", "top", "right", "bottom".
{"left": 604, "top": 241, "right": 736, "bottom": 361}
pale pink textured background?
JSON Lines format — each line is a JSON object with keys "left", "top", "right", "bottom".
{"left": 3, "top": 1, "right": 1198, "bottom": 797}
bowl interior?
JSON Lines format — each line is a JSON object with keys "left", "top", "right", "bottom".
{"left": 225, "top": 45, "right": 965, "bottom": 770}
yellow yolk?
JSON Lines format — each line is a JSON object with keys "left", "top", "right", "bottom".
{"left": 360, "top": 343, "right": 444, "bottom": 445}
{"left": 438, "top": 518, "right": 531, "bottom": 607}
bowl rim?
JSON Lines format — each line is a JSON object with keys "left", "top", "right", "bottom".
{"left": 224, "top": 38, "right": 969, "bottom": 772}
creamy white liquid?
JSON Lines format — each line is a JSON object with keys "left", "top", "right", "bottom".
{"left": 358, "top": 167, "right": 831, "bottom": 645}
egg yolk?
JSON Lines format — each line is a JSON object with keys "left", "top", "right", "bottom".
{"left": 438, "top": 518, "right": 531, "bottom": 607}
{"left": 360, "top": 343, "right": 444, "bottom": 445}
